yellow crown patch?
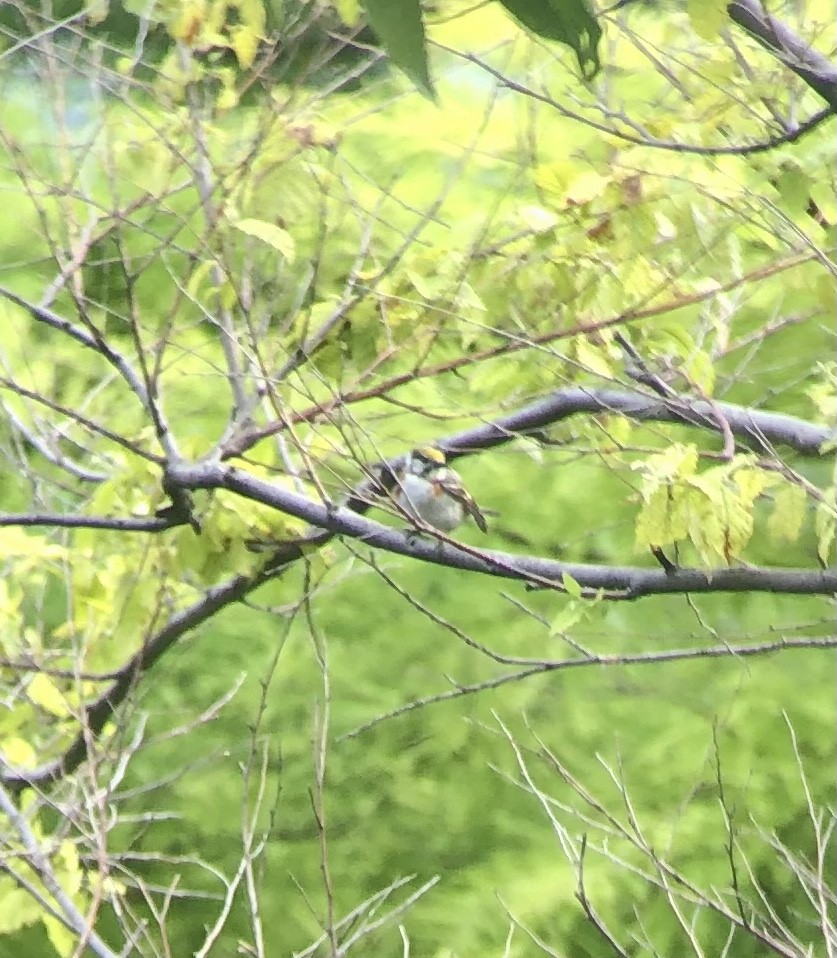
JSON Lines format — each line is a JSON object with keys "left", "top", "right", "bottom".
{"left": 416, "top": 446, "right": 446, "bottom": 465}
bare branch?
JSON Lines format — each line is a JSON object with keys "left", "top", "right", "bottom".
{"left": 168, "top": 459, "right": 837, "bottom": 597}
{"left": 223, "top": 251, "right": 818, "bottom": 457}
{"left": 0, "top": 288, "right": 157, "bottom": 435}
{"left": 0, "top": 513, "right": 184, "bottom": 532}
{"left": 0, "top": 780, "right": 122, "bottom": 958}
{"left": 728, "top": 0, "right": 837, "bottom": 111}
{"left": 340, "top": 634, "right": 836, "bottom": 740}
{"left": 439, "top": 47, "right": 834, "bottom": 157}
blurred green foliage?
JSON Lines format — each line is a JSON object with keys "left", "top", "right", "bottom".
{"left": 0, "top": 1, "right": 834, "bottom": 956}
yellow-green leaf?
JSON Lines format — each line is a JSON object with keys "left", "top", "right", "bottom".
{"left": 768, "top": 483, "right": 808, "bottom": 543}
{"left": 27, "top": 673, "right": 70, "bottom": 718}
{"left": 564, "top": 170, "right": 609, "bottom": 207}
{"left": 815, "top": 494, "right": 836, "bottom": 565}
{"left": 518, "top": 204, "right": 559, "bottom": 233}
{"left": 1, "top": 737, "right": 36, "bottom": 767}
{"left": 687, "top": 0, "right": 728, "bottom": 39}
{"left": 600, "top": 414, "right": 632, "bottom": 449}
{"left": 575, "top": 336, "right": 613, "bottom": 378}
{"left": 683, "top": 349, "right": 715, "bottom": 395}
{"left": 334, "top": 0, "right": 362, "bottom": 25}
{"left": 562, "top": 572, "right": 582, "bottom": 599}
{"left": 43, "top": 912, "right": 77, "bottom": 958}
{"left": 232, "top": 219, "right": 296, "bottom": 261}
{"left": 84, "top": 0, "right": 109, "bottom": 25}
{"left": 0, "top": 879, "right": 43, "bottom": 934}
{"left": 230, "top": 24, "right": 260, "bottom": 69}
{"left": 734, "top": 467, "right": 769, "bottom": 505}
{"left": 550, "top": 600, "right": 584, "bottom": 635}
{"left": 236, "top": 0, "right": 266, "bottom": 31}
{"left": 634, "top": 443, "right": 699, "bottom": 489}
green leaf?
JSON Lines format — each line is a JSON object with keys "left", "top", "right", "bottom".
{"left": 232, "top": 218, "right": 296, "bottom": 261}
{"left": 335, "top": 0, "right": 362, "bottom": 26}
{"left": 230, "top": 24, "right": 260, "bottom": 69}
{"left": 562, "top": 572, "right": 582, "bottom": 599}
{"left": 774, "top": 163, "right": 813, "bottom": 217}
{"left": 0, "top": 878, "right": 43, "bottom": 934}
{"left": 1, "top": 736, "right": 36, "bottom": 767}
{"left": 683, "top": 349, "right": 715, "bottom": 395}
{"left": 815, "top": 493, "right": 836, "bottom": 566}
{"left": 550, "top": 600, "right": 584, "bottom": 634}
{"left": 687, "top": 0, "right": 727, "bottom": 39}
{"left": 497, "top": 0, "right": 602, "bottom": 78}
{"left": 27, "top": 673, "right": 70, "bottom": 718}
{"left": 575, "top": 336, "right": 613, "bottom": 378}
{"left": 768, "top": 483, "right": 807, "bottom": 543}
{"left": 362, "top": 0, "right": 434, "bottom": 97}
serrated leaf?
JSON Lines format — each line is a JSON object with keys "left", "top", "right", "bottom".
{"left": 733, "top": 468, "right": 769, "bottom": 504}
{"left": 497, "top": 0, "right": 602, "bottom": 78}
{"left": 600, "top": 414, "right": 632, "bottom": 449}
{"left": 0, "top": 879, "right": 43, "bottom": 934}
{"left": 43, "top": 912, "right": 76, "bottom": 958}
{"left": 363, "top": 0, "right": 433, "bottom": 97}
{"left": 635, "top": 487, "right": 687, "bottom": 550}
{"left": 768, "top": 483, "right": 807, "bottom": 543}
{"left": 806, "top": 361, "right": 837, "bottom": 421}
{"left": 633, "top": 443, "right": 699, "bottom": 487}
{"left": 232, "top": 219, "right": 296, "bottom": 261}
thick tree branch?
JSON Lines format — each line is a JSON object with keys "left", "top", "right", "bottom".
{"left": 3, "top": 369, "right": 831, "bottom": 794}
{"left": 5, "top": 401, "right": 832, "bottom": 794}
{"left": 167, "top": 460, "right": 836, "bottom": 598}
{"left": 728, "top": 0, "right": 837, "bottom": 111}
{"left": 436, "top": 387, "right": 830, "bottom": 460}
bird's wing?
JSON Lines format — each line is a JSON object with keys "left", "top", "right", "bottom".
{"left": 437, "top": 479, "right": 488, "bottom": 533}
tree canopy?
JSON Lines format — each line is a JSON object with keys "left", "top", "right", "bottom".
{"left": 0, "top": 1, "right": 834, "bottom": 956}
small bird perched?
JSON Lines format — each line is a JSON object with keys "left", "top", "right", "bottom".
{"left": 391, "top": 447, "right": 488, "bottom": 533}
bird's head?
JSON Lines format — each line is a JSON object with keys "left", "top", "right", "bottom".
{"left": 409, "top": 446, "right": 447, "bottom": 475}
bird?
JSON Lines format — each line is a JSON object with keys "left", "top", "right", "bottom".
{"left": 390, "top": 446, "right": 488, "bottom": 534}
